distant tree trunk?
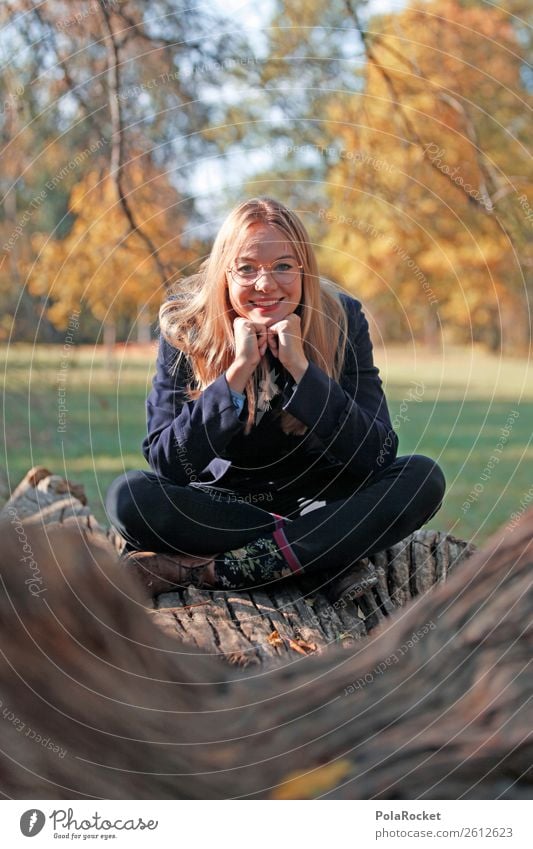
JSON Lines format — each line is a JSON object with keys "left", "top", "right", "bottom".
{"left": 136, "top": 309, "right": 152, "bottom": 344}
{"left": 422, "top": 306, "right": 441, "bottom": 349}
{"left": 103, "top": 319, "right": 116, "bottom": 364}
{"left": 502, "top": 294, "right": 532, "bottom": 355}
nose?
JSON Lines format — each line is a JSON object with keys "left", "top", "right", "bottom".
{"left": 253, "top": 268, "right": 278, "bottom": 291}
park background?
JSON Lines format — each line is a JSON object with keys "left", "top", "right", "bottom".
{"left": 1, "top": 0, "right": 531, "bottom": 548}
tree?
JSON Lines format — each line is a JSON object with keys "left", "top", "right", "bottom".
{"left": 238, "top": 0, "right": 532, "bottom": 351}
{"left": 0, "top": 0, "right": 252, "bottom": 341}
{"left": 320, "top": 0, "right": 532, "bottom": 351}
{"left": 29, "top": 156, "right": 199, "bottom": 344}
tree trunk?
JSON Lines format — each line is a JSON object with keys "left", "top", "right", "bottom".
{"left": 0, "top": 467, "right": 473, "bottom": 663}
{"left": 0, "top": 465, "right": 124, "bottom": 553}
{"left": 136, "top": 309, "right": 152, "bottom": 344}
{"left": 423, "top": 306, "right": 441, "bottom": 349}
{"left": 0, "top": 467, "right": 530, "bottom": 800}
{"left": 103, "top": 320, "right": 116, "bottom": 367}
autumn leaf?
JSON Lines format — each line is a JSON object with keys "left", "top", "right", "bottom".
{"left": 272, "top": 760, "right": 353, "bottom": 800}
{"left": 288, "top": 637, "right": 317, "bottom": 655}
{"left": 337, "top": 632, "right": 355, "bottom": 645}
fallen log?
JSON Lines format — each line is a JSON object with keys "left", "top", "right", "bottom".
{"left": 1, "top": 467, "right": 530, "bottom": 800}
{"left": 0, "top": 467, "right": 474, "bottom": 666}
{"left": 0, "top": 465, "right": 127, "bottom": 555}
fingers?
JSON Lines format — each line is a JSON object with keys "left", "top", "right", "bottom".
{"left": 233, "top": 317, "right": 255, "bottom": 334}
{"left": 268, "top": 319, "right": 292, "bottom": 356}
{"left": 256, "top": 324, "right": 268, "bottom": 357}
{"left": 267, "top": 317, "right": 307, "bottom": 379}
{"left": 233, "top": 318, "right": 268, "bottom": 362}
{"left": 267, "top": 326, "right": 279, "bottom": 358}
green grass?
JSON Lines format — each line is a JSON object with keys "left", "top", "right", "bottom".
{"left": 2, "top": 343, "right": 532, "bottom": 546}
{"left": 379, "top": 343, "right": 533, "bottom": 545}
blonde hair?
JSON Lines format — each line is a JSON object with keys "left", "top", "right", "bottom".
{"left": 159, "top": 196, "right": 348, "bottom": 434}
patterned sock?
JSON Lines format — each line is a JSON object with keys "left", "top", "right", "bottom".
{"left": 213, "top": 525, "right": 303, "bottom": 590}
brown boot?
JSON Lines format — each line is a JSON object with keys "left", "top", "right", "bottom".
{"left": 325, "top": 558, "right": 378, "bottom": 604}
{"left": 121, "top": 550, "right": 216, "bottom": 597}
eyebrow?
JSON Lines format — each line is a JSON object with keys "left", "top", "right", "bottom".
{"left": 235, "top": 254, "right": 296, "bottom": 261}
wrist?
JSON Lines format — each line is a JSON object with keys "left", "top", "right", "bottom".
{"left": 226, "top": 359, "right": 254, "bottom": 393}
{"left": 286, "top": 358, "right": 309, "bottom": 383}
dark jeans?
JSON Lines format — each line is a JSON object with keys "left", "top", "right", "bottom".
{"left": 105, "top": 455, "right": 446, "bottom": 572}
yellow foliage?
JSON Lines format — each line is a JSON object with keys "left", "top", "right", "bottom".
{"left": 319, "top": 0, "right": 529, "bottom": 346}
{"left": 271, "top": 759, "right": 353, "bottom": 800}
{"left": 29, "top": 158, "right": 193, "bottom": 329}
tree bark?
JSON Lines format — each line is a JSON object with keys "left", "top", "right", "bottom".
{"left": 0, "top": 467, "right": 530, "bottom": 800}
{"left": 0, "top": 467, "right": 473, "bottom": 663}
{"left": 0, "top": 465, "right": 124, "bottom": 553}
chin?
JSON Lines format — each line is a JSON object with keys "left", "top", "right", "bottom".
{"left": 248, "top": 310, "right": 281, "bottom": 325}
{"left": 248, "top": 304, "right": 296, "bottom": 325}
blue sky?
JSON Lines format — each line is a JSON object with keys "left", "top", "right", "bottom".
{"left": 213, "top": 0, "right": 406, "bottom": 22}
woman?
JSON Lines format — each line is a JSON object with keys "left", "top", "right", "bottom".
{"left": 105, "top": 196, "right": 446, "bottom": 599}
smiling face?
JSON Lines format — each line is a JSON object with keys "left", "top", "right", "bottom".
{"left": 226, "top": 223, "right": 303, "bottom": 325}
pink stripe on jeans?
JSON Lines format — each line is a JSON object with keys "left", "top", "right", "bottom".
{"left": 272, "top": 526, "right": 303, "bottom": 575}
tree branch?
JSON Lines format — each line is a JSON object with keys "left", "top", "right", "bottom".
{"left": 25, "top": 1, "right": 106, "bottom": 138}
{"left": 98, "top": 1, "right": 171, "bottom": 289}
{"left": 342, "top": 0, "right": 523, "bottom": 252}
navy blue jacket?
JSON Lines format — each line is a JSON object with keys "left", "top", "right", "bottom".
{"left": 142, "top": 293, "right": 399, "bottom": 488}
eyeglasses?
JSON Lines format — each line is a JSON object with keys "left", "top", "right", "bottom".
{"left": 227, "top": 260, "right": 303, "bottom": 287}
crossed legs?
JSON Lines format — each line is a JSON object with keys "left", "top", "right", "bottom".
{"left": 105, "top": 455, "right": 446, "bottom": 592}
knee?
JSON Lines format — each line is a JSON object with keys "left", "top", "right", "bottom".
{"left": 405, "top": 454, "right": 446, "bottom": 512}
{"left": 105, "top": 470, "right": 152, "bottom": 531}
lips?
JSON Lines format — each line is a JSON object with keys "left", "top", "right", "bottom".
{"left": 250, "top": 298, "right": 284, "bottom": 307}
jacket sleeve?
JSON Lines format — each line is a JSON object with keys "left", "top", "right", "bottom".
{"left": 281, "top": 295, "right": 398, "bottom": 477}
{"left": 142, "top": 336, "right": 245, "bottom": 484}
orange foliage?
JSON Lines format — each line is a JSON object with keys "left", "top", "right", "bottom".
{"left": 29, "top": 158, "right": 195, "bottom": 329}
{"left": 319, "top": 0, "right": 531, "bottom": 349}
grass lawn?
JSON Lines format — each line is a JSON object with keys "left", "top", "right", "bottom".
{"left": 2, "top": 342, "right": 532, "bottom": 547}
